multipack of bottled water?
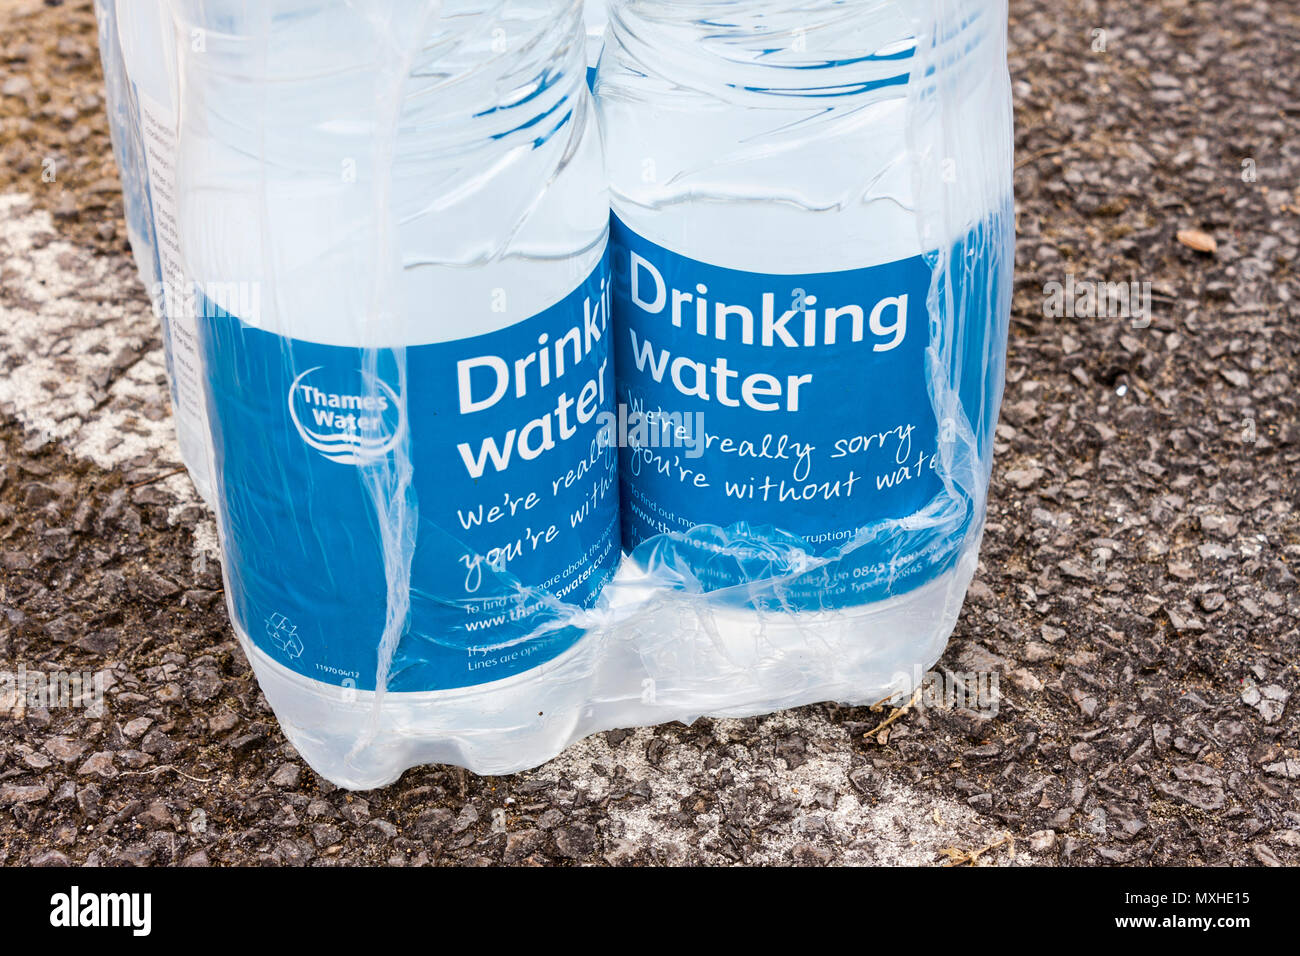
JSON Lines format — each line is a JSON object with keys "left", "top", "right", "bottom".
{"left": 94, "top": 0, "right": 1013, "bottom": 788}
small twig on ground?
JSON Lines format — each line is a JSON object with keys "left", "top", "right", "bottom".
{"left": 862, "top": 687, "right": 922, "bottom": 740}
{"left": 1013, "top": 130, "right": 1112, "bottom": 171}
{"left": 1015, "top": 143, "right": 1073, "bottom": 169}
{"left": 117, "top": 765, "right": 213, "bottom": 784}
{"left": 127, "top": 466, "right": 186, "bottom": 490}
{"left": 938, "top": 831, "right": 1015, "bottom": 867}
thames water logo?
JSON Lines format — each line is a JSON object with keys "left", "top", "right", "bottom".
{"left": 287, "top": 366, "right": 404, "bottom": 465}
{"left": 265, "top": 612, "right": 304, "bottom": 660}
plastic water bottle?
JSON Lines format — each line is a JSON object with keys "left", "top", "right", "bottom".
{"left": 92, "top": 0, "right": 152, "bottom": 286}
{"left": 584, "top": 0, "right": 607, "bottom": 85}
{"left": 596, "top": 0, "right": 1013, "bottom": 695}
{"left": 170, "top": 0, "right": 617, "bottom": 786}
{"left": 103, "top": 0, "right": 216, "bottom": 504}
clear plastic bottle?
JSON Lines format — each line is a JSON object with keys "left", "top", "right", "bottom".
{"left": 584, "top": 0, "right": 608, "bottom": 83}
{"left": 170, "top": 0, "right": 618, "bottom": 786}
{"left": 106, "top": 0, "right": 216, "bottom": 504}
{"left": 92, "top": 0, "right": 151, "bottom": 286}
{"left": 597, "top": 0, "right": 1013, "bottom": 694}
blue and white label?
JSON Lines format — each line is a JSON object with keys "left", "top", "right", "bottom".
{"left": 198, "top": 255, "right": 619, "bottom": 691}
{"left": 612, "top": 216, "right": 982, "bottom": 609}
